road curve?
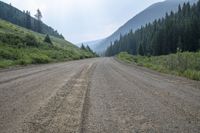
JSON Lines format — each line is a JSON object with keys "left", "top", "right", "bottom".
{"left": 0, "top": 58, "right": 199, "bottom": 133}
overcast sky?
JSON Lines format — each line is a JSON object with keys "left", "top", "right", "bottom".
{"left": 2, "top": 0, "right": 163, "bottom": 43}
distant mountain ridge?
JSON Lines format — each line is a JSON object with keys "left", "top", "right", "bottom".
{"left": 0, "top": 1, "right": 64, "bottom": 39}
{"left": 92, "top": 0, "right": 197, "bottom": 53}
{"left": 77, "top": 39, "right": 103, "bottom": 49}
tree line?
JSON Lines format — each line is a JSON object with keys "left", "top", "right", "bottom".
{"left": 0, "top": 1, "right": 64, "bottom": 39}
{"left": 105, "top": 1, "right": 200, "bottom": 56}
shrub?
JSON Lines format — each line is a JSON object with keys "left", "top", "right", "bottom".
{"left": 0, "top": 33, "right": 22, "bottom": 46}
{"left": 117, "top": 52, "right": 134, "bottom": 63}
{"left": 30, "top": 53, "right": 51, "bottom": 64}
{"left": 117, "top": 51, "right": 200, "bottom": 81}
{"left": 183, "top": 70, "right": 200, "bottom": 81}
{"left": 44, "top": 34, "right": 52, "bottom": 44}
{"left": 24, "top": 34, "right": 38, "bottom": 47}
{"left": 0, "top": 60, "right": 14, "bottom": 68}
{"left": 17, "top": 59, "right": 31, "bottom": 65}
{"left": 0, "top": 48, "right": 17, "bottom": 60}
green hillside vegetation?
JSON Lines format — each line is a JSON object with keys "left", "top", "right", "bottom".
{"left": 0, "top": 19, "right": 95, "bottom": 68}
{"left": 0, "top": 1, "right": 64, "bottom": 38}
{"left": 117, "top": 52, "right": 200, "bottom": 81}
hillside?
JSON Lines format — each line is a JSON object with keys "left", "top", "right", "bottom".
{"left": 0, "top": 19, "right": 95, "bottom": 68}
{"left": 106, "top": 0, "right": 200, "bottom": 56}
{"left": 93, "top": 0, "right": 197, "bottom": 53}
{"left": 0, "top": 1, "right": 63, "bottom": 39}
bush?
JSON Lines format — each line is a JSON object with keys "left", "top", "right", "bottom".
{"left": 0, "top": 33, "right": 22, "bottom": 46}
{"left": 0, "top": 48, "right": 17, "bottom": 60}
{"left": 17, "top": 59, "right": 31, "bottom": 65}
{"left": 30, "top": 53, "right": 51, "bottom": 64}
{"left": 117, "top": 51, "right": 200, "bottom": 81}
{"left": 24, "top": 34, "right": 38, "bottom": 47}
{"left": 0, "top": 60, "right": 14, "bottom": 68}
{"left": 117, "top": 52, "right": 134, "bottom": 63}
{"left": 183, "top": 70, "right": 200, "bottom": 81}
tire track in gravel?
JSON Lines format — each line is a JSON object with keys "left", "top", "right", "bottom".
{"left": 22, "top": 63, "right": 97, "bottom": 133}
{"left": 0, "top": 62, "right": 74, "bottom": 85}
{"left": 0, "top": 67, "right": 56, "bottom": 84}
{"left": 109, "top": 62, "right": 200, "bottom": 121}
{"left": 82, "top": 58, "right": 200, "bottom": 133}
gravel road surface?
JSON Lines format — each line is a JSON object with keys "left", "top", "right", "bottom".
{"left": 0, "top": 58, "right": 199, "bottom": 133}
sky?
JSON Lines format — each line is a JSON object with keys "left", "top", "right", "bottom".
{"left": 2, "top": 0, "right": 163, "bottom": 44}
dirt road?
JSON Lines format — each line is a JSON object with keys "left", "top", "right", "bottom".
{"left": 0, "top": 58, "right": 199, "bottom": 133}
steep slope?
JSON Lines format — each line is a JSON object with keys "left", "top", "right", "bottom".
{"left": 0, "top": 19, "right": 95, "bottom": 68}
{"left": 94, "top": 0, "right": 197, "bottom": 53}
{"left": 0, "top": 1, "right": 63, "bottom": 38}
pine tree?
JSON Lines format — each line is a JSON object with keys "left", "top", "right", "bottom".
{"left": 198, "top": 39, "right": 200, "bottom": 50}
{"left": 177, "top": 36, "right": 183, "bottom": 51}
{"left": 25, "top": 11, "right": 31, "bottom": 29}
{"left": 138, "top": 44, "right": 144, "bottom": 56}
{"left": 44, "top": 34, "right": 52, "bottom": 44}
{"left": 34, "top": 9, "right": 42, "bottom": 33}
{"left": 86, "top": 45, "right": 92, "bottom": 52}
{"left": 178, "top": 4, "right": 182, "bottom": 13}
{"left": 81, "top": 44, "right": 86, "bottom": 50}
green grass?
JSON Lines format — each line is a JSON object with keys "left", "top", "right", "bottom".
{"left": 117, "top": 52, "right": 134, "bottom": 63}
{"left": 117, "top": 52, "right": 200, "bottom": 81}
{"left": 0, "top": 19, "right": 95, "bottom": 68}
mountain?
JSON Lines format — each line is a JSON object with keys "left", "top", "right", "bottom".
{"left": 77, "top": 39, "right": 103, "bottom": 49}
{"left": 93, "top": 0, "right": 197, "bottom": 53}
{"left": 0, "top": 1, "right": 64, "bottom": 39}
{"left": 105, "top": 0, "right": 200, "bottom": 56}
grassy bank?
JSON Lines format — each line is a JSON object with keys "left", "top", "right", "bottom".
{"left": 117, "top": 52, "right": 200, "bottom": 81}
{"left": 0, "top": 19, "right": 95, "bottom": 68}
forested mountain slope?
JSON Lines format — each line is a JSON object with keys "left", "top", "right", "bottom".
{"left": 94, "top": 0, "right": 197, "bottom": 53}
{"left": 105, "top": 1, "right": 200, "bottom": 56}
{"left": 0, "top": 1, "right": 64, "bottom": 38}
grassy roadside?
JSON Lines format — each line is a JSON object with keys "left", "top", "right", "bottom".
{"left": 0, "top": 19, "right": 96, "bottom": 68}
{"left": 117, "top": 52, "right": 200, "bottom": 81}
